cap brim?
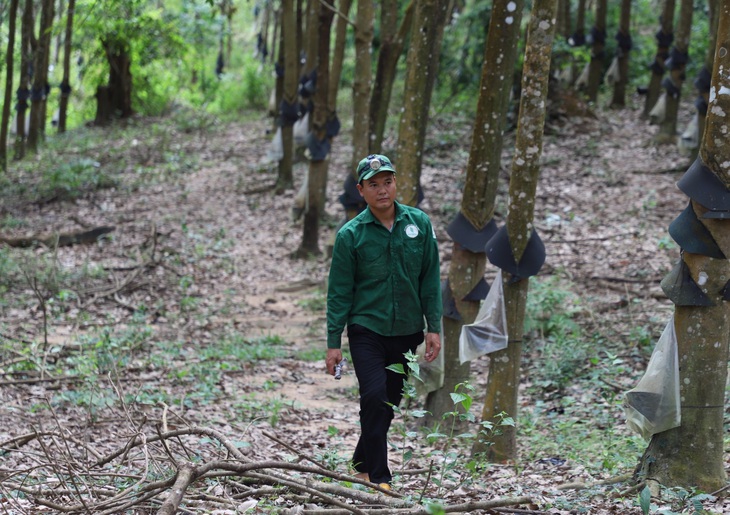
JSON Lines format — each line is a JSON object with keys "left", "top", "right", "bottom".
{"left": 359, "top": 167, "right": 396, "bottom": 183}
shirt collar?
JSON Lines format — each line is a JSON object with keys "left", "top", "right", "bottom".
{"left": 363, "top": 201, "right": 405, "bottom": 225}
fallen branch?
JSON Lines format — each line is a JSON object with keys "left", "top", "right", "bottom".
{"left": 0, "top": 226, "right": 115, "bottom": 248}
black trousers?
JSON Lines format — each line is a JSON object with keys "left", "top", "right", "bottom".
{"left": 347, "top": 324, "right": 423, "bottom": 485}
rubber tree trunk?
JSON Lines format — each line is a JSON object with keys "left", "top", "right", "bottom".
{"left": 349, "top": 0, "right": 370, "bottom": 173}
{"left": 58, "top": 0, "right": 75, "bottom": 133}
{"left": 14, "top": 0, "right": 33, "bottom": 160}
{"left": 610, "top": 0, "right": 631, "bottom": 107}
{"left": 481, "top": 0, "right": 558, "bottom": 463}
{"left": 559, "top": 0, "right": 571, "bottom": 39}
{"left": 328, "top": 0, "right": 352, "bottom": 115}
{"left": 296, "top": 0, "right": 334, "bottom": 257}
{"left": 694, "top": 0, "right": 719, "bottom": 154}
{"left": 0, "top": 0, "right": 19, "bottom": 172}
{"left": 395, "top": 0, "right": 449, "bottom": 207}
{"left": 634, "top": 5, "right": 730, "bottom": 491}
{"left": 27, "top": 0, "right": 54, "bottom": 153}
{"left": 369, "top": 0, "right": 414, "bottom": 154}
{"left": 585, "top": 0, "right": 606, "bottom": 103}
{"left": 658, "top": 0, "right": 693, "bottom": 143}
{"left": 643, "top": 0, "right": 676, "bottom": 119}
{"left": 276, "top": 0, "right": 298, "bottom": 192}
{"left": 424, "top": 0, "right": 525, "bottom": 424}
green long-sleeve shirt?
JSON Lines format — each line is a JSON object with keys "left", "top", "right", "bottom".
{"left": 326, "top": 201, "right": 442, "bottom": 349}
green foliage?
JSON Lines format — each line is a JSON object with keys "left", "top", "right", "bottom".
{"left": 388, "top": 353, "right": 514, "bottom": 495}
{"left": 523, "top": 276, "right": 590, "bottom": 392}
{"left": 42, "top": 158, "right": 114, "bottom": 200}
{"left": 205, "top": 60, "right": 272, "bottom": 117}
{"left": 1, "top": 155, "right": 116, "bottom": 205}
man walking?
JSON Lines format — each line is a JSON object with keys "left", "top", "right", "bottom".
{"left": 325, "top": 154, "right": 442, "bottom": 490}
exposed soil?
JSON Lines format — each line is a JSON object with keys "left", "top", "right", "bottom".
{"left": 0, "top": 93, "right": 728, "bottom": 514}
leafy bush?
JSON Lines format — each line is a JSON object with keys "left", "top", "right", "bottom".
{"left": 41, "top": 158, "right": 115, "bottom": 200}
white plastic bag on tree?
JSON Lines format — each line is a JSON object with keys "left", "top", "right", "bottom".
{"left": 679, "top": 112, "right": 699, "bottom": 152}
{"left": 649, "top": 92, "right": 667, "bottom": 125}
{"left": 604, "top": 56, "right": 620, "bottom": 86}
{"left": 293, "top": 112, "right": 309, "bottom": 146}
{"left": 575, "top": 61, "right": 590, "bottom": 90}
{"left": 624, "top": 317, "right": 681, "bottom": 441}
{"left": 264, "top": 127, "right": 284, "bottom": 163}
{"left": 459, "top": 270, "right": 508, "bottom": 364}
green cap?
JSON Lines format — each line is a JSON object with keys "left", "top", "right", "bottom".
{"left": 356, "top": 154, "right": 396, "bottom": 184}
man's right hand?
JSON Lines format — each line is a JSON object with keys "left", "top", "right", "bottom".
{"left": 326, "top": 348, "right": 343, "bottom": 376}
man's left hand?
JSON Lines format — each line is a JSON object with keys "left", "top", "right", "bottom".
{"left": 424, "top": 332, "right": 441, "bottom": 362}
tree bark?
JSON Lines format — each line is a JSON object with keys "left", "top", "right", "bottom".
{"left": 369, "top": 0, "right": 414, "bottom": 154}
{"left": 635, "top": 4, "right": 730, "bottom": 491}
{"left": 27, "top": 0, "right": 54, "bottom": 153}
{"left": 350, "top": 0, "right": 372, "bottom": 172}
{"left": 297, "top": 0, "right": 334, "bottom": 257}
{"left": 694, "top": 0, "right": 719, "bottom": 153}
{"left": 585, "top": 0, "right": 606, "bottom": 103}
{"left": 643, "top": 0, "right": 676, "bottom": 119}
{"left": 424, "top": 0, "right": 525, "bottom": 423}
{"left": 14, "top": 0, "right": 33, "bottom": 160}
{"left": 102, "top": 39, "right": 135, "bottom": 119}
{"left": 0, "top": 0, "right": 19, "bottom": 172}
{"left": 610, "top": 0, "right": 631, "bottom": 107}
{"left": 657, "top": 0, "right": 693, "bottom": 143}
{"left": 58, "top": 0, "right": 76, "bottom": 133}
{"left": 482, "top": 0, "right": 558, "bottom": 462}
{"left": 395, "top": 0, "right": 449, "bottom": 207}
{"left": 277, "top": 0, "right": 298, "bottom": 192}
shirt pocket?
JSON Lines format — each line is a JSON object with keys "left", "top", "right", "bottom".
{"left": 356, "top": 243, "right": 390, "bottom": 281}
{"left": 403, "top": 235, "right": 424, "bottom": 276}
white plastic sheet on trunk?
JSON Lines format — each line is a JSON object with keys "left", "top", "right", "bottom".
{"left": 458, "top": 270, "right": 508, "bottom": 364}
{"left": 624, "top": 316, "right": 681, "bottom": 441}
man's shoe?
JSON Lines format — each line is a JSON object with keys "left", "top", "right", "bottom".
{"left": 378, "top": 483, "right": 391, "bottom": 491}
{"left": 354, "top": 472, "right": 369, "bottom": 482}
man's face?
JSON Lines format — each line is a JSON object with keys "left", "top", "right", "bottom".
{"left": 357, "top": 172, "right": 396, "bottom": 212}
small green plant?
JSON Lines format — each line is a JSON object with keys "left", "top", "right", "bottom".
{"left": 296, "top": 290, "right": 327, "bottom": 312}
{"left": 41, "top": 158, "right": 115, "bottom": 201}
{"left": 387, "top": 353, "right": 514, "bottom": 495}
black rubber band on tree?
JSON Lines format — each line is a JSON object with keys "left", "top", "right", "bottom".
{"left": 325, "top": 115, "right": 340, "bottom": 138}
{"left": 655, "top": 29, "right": 674, "bottom": 48}
{"left": 677, "top": 157, "right": 730, "bottom": 219}
{"left": 590, "top": 27, "right": 606, "bottom": 45}
{"left": 338, "top": 174, "right": 365, "bottom": 212}
{"left": 649, "top": 60, "right": 665, "bottom": 74}
{"left": 280, "top": 99, "right": 299, "bottom": 126}
{"left": 298, "top": 70, "right": 317, "bottom": 98}
{"left": 668, "top": 202, "right": 726, "bottom": 259}
{"left": 665, "top": 47, "right": 689, "bottom": 70}
{"left": 694, "top": 96, "right": 708, "bottom": 116}
{"left": 16, "top": 87, "right": 30, "bottom": 102}
{"left": 615, "top": 31, "right": 632, "bottom": 52}
{"left": 569, "top": 31, "right": 586, "bottom": 47}
{"left": 694, "top": 66, "right": 712, "bottom": 93}
{"left": 661, "top": 76, "right": 681, "bottom": 98}
{"left": 306, "top": 131, "right": 330, "bottom": 161}
{"left": 464, "top": 277, "right": 489, "bottom": 301}
{"left": 60, "top": 81, "right": 72, "bottom": 96}
{"left": 661, "top": 258, "right": 714, "bottom": 307}
{"left": 441, "top": 279, "right": 462, "bottom": 321}
{"left": 447, "top": 212, "right": 499, "bottom": 254}
{"left": 485, "top": 226, "right": 546, "bottom": 283}
{"left": 31, "top": 87, "right": 45, "bottom": 102}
